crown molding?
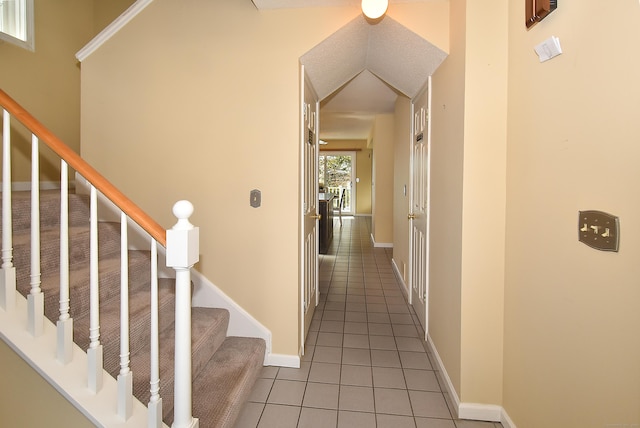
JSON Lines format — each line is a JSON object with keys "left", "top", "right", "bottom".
{"left": 76, "top": 0, "right": 154, "bottom": 62}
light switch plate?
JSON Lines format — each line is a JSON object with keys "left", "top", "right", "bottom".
{"left": 250, "top": 189, "right": 261, "bottom": 208}
{"left": 578, "top": 210, "right": 619, "bottom": 252}
{"left": 534, "top": 36, "right": 562, "bottom": 62}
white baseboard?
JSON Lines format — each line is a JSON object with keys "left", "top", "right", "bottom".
{"left": 501, "top": 409, "right": 517, "bottom": 428}
{"left": 264, "top": 353, "right": 300, "bottom": 368}
{"left": 370, "top": 233, "right": 393, "bottom": 248}
{"left": 391, "top": 258, "right": 409, "bottom": 297}
{"left": 459, "top": 403, "right": 503, "bottom": 422}
{"left": 190, "top": 270, "right": 273, "bottom": 357}
{"left": 426, "top": 334, "right": 516, "bottom": 425}
{"left": 426, "top": 334, "right": 461, "bottom": 417}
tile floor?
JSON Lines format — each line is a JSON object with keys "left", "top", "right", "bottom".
{"left": 234, "top": 216, "right": 503, "bottom": 428}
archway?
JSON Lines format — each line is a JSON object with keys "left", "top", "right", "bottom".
{"left": 299, "top": 15, "right": 447, "bottom": 352}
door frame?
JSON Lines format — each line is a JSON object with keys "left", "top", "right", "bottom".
{"left": 408, "top": 77, "right": 432, "bottom": 339}
{"left": 299, "top": 65, "right": 320, "bottom": 357}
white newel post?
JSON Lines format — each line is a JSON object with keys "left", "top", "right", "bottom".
{"left": 166, "top": 200, "right": 200, "bottom": 428}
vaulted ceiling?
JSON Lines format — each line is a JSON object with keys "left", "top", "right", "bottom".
{"left": 252, "top": 1, "right": 447, "bottom": 140}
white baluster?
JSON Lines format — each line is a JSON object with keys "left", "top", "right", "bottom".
{"left": 0, "top": 109, "right": 16, "bottom": 310}
{"left": 28, "top": 134, "right": 43, "bottom": 336}
{"left": 166, "top": 200, "right": 199, "bottom": 428}
{"left": 87, "top": 185, "right": 103, "bottom": 393}
{"left": 57, "top": 160, "right": 73, "bottom": 364}
{"left": 118, "top": 212, "right": 133, "bottom": 419}
{"left": 148, "top": 238, "right": 162, "bottom": 428}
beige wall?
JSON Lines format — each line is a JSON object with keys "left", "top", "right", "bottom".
{"left": 429, "top": 0, "right": 507, "bottom": 408}
{"left": 503, "top": 0, "right": 640, "bottom": 426}
{"left": 319, "top": 139, "right": 372, "bottom": 215}
{"left": 0, "top": 341, "right": 93, "bottom": 427}
{"left": 92, "top": 0, "right": 136, "bottom": 31}
{"left": 4, "top": 0, "right": 639, "bottom": 425}
{"left": 392, "top": 96, "right": 411, "bottom": 285}
{"left": 355, "top": 146, "right": 373, "bottom": 215}
{"left": 0, "top": 0, "right": 133, "bottom": 183}
{"left": 0, "top": 0, "right": 94, "bottom": 182}
{"left": 428, "top": 0, "right": 466, "bottom": 397}
{"left": 371, "top": 114, "right": 395, "bottom": 245}
{"left": 79, "top": 0, "right": 449, "bottom": 356}
{"left": 458, "top": 0, "right": 507, "bottom": 405}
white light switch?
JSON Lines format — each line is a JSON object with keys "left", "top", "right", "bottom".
{"left": 534, "top": 36, "right": 562, "bottom": 62}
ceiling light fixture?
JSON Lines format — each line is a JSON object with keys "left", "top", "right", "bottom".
{"left": 361, "top": 0, "right": 388, "bottom": 19}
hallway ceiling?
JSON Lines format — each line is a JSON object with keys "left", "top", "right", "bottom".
{"left": 252, "top": 1, "right": 446, "bottom": 141}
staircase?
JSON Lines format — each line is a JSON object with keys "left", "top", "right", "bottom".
{"left": 0, "top": 89, "right": 266, "bottom": 427}
{"left": 4, "top": 189, "right": 265, "bottom": 427}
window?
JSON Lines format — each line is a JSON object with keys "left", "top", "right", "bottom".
{"left": 0, "top": 0, "right": 34, "bottom": 50}
{"left": 319, "top": 152, "right": 356, "bottom": 215}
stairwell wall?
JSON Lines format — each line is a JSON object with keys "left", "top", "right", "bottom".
{"left": 78, "top": 0, "right": 449, "bottom": 357}
{"left": 0, "top": 0, "right": 94, "bottom": 183}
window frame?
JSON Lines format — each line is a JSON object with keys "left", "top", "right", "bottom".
{"left": 0, "top": 0, "right": 34, "bottom": 51}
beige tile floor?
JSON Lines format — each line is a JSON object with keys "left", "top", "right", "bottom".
{"left": 234, "top": 216, "right": 503, "bottom": 428}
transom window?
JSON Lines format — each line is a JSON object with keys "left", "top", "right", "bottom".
{"left": 0, "top": 0, "right": 34, "bottom": 51}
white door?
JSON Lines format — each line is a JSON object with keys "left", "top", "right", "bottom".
{"left": 409, "top": 78, "right": 431, "bottom": 336}
{"left": 301, "top": 67, "right": 319, "bottom": 353}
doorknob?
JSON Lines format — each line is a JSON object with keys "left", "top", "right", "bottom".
{"left": 311, "top": 214, "right": 322, "bottom": 220}
{"left": 408, "top": 214, "right": 416, "bottom": 220}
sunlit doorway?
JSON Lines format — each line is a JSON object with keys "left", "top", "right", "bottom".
{"left": 319, "top": 151, "right": 356, "bottom": 215}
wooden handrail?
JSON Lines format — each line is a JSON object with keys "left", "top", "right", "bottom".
{"left": 0, "top": 89, "right": 166, "bottom": 246}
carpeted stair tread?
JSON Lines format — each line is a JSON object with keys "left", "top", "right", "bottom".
{"left": 72, "top": 278, "right": 176, "bottom": 368}
{"left": 173, "top": 336, "right": 266, "bottom": 428}
{"left": 0, "top": 191, "right": 91, "bottom": 233}
{"left": 16, "top": 250, "right": 152, "bottom": 323}
{"left": 10, "top": 223, "right": 123, "bottom": 279}
{"left": 127, "top": 307, "right": 230, "bottom": 424}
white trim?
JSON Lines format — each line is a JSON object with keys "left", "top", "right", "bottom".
{"left": 190, "top": 270, "right": 272, "bottom": 355}
{"left": 501, "top": 409, "right": 518, "bottom": 428}
{"left": 370, "top": 233, "right": 393, "bottom": 248}
{"left": 1, "top": 181, "right": 72, "bottom": 191}
{"left": 0, "top": 0, "right": 34, "bottom": 51}
{"left": 264, "top": 353, "right": 300, "bottom": 368}
{"left": 391, "top": 258, "right": 409, "bottom": 297}
{"left": 427, "top": 334, "right": 517, "bottom": 425}
{"left": 459, "top": 403, "right": 502, "bottom": 422}
{"left": 426, "top": 334, "right": 461, "bottom": 417}
{"left": 75, "top": 0, "right": 154, "bottom": 62}
{"left": 0, "top": 295, "right": 163, "bottom": 427}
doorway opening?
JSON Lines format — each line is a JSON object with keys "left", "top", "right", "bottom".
{"left": 319, "top": 151, "right": 356, "bottom": 216}
{"left": 299, "top": 15, "right": 447, "bottom": 354}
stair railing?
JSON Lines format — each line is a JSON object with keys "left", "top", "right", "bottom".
{"left": 0, "top": 89, "right": 199, "bottom": 428}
